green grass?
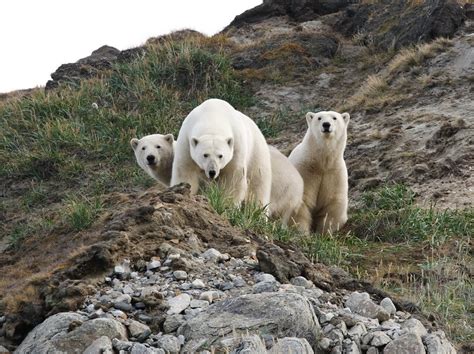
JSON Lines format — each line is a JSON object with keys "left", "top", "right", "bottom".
{"left": 64, "top": 196, "right": 103, "bottom": 232}
{"left": 0, "top": 34, "right": 253, "bottom": 244}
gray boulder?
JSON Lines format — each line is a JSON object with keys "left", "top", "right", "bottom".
{"left": 220, "top": 335, "right": 267, "bottom": 353}
{"left": 269, "top": 337, "right": 314, "bottom": 354}
{"left": 83, "top": 336, "right": 113, "bottom": 354}
{"left": 345, "top": 292, "right": 390, "bottom": 322}
{"left": 401, "top": 318, "right": 427, "bottom": 337}
{"left": 423, "top": 331, "right": 456, "bottom": 354}
{"left": 383, "top": 333, "right": 425, "bottom": 354}
{"left": 178, "top": 292, "right": 320, "bottom": 351}
{"left": 15, "top": 312, "right": 127, "bottom": 353}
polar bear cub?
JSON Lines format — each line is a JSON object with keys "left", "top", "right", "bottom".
{"left": 289, "top": 111, "right": 350, "bottom": 234}
{"left": 268, "top": 146, "right": 304, "bottom": 225}
{"left": 171, "top": 98, "right": 272, "bottom": 207}
{"left": 130, "top": 134, "right": 175, "bottom": 186}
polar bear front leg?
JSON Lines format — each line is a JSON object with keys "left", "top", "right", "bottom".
{"left": 313, "top": 201, "right": 348, "bottom": 234}
{"left": 219, "top": 166, "right": 248, "bottom": 207}
{"left": 291, "top": 202, "right": 312, "bottom": 234}
{"left": 171, "top": 156, "right": 201, "bottom": 195}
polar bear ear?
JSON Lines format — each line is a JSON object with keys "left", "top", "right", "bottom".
{"left": 227, "top": 137, "right": 234, "bottom": 148}
{"left": 306, "top": 112, "right": 316, "bottom": 126}
{"left": 341, "top": 112, "right": 350, "bottom": 125}
{"left": 164, "top": 134, "right": 174, "bottom": 144}
{"left": 130, "top": 138, "right": 139, "bottom": 150}
{"left": 191, "top": 137, "right": 199, "bottom": 147}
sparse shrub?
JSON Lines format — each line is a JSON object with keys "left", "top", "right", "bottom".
{"left": 64, "top": 197, "right": 103, "bottom": 231}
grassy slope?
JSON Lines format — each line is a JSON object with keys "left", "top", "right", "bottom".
{"left": 0, "top": 32, "right": 472, "bottom": 344}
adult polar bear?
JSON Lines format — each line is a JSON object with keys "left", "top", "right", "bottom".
{"left": 289, "top": 110, "right": 350, "bottom": 234}
{"left": 171, "top": 98, "right": 272, "bottom": 207}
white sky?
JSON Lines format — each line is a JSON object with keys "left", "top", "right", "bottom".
{"left": 0, "top": 0, "right": 261, "bottom": 93}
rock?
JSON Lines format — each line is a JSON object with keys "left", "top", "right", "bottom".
{"left": 146, "top": 258, "right": 161, "bottom": 271}
{"left": 269, "top": 337, "right": 314, "bottom": 354}
{"left": 15, "top": 312, "right": 128, "bottom": 353}
{"left": 333, "top": 0, "right": 465, "bottom": 50}
{"left": 173, "top": 270, "right": 188, "bottom": 280}
{"left": 367, "top": 347, "right": 379, "bottom": 354}
{"left": 0, "top": 346, "right": 9, "bottom": 353}
{"left": 130, "top": 343, "right": 165, "bottom": 354}
{"left": 178, "top": 292, "right": 321, "bottom": 351}
{"left": 342, "top": 339, "right": 360, "bottom": 354}
{"left": 370, "top": 331, "right": 391, "bottom": 347}
{"left": 114, "top": 259, "right": 132, "bottom": 279}
{"left": 190, "top": 300, "right": 209, "bottom": 309}
{"left": 167, "top": 294, "right": 191, "bottom": 315}
{"left": 127, "top": 320, "right": 151, "bottom": 341}
{"left": 112, "top": 338, "right": 134, "bottom": 351}
{"left": 401, "top": 318, "right": 428, "bottom": 337}
{"left": 233, "top": 276, "right": 247, "bottom": 287}
{"left": 163, "top": 314, "right": 185, "bottom": 333}
{"left": 290, "top": 276, "right": 312, "bottom": 288}
{"left": 348, "top": 322, "right": 367, "bottom": 339}
{"left": 380, "top": 298, "right": 396, "bottom": 315}
{"left": 202, "top": 248, "right": 224, "bottom": 262}
{"left": 255, "top": 273, "right": 276, "bottom": 283}
{"left": 219, "top": 335, "right": 267, "bottom": 353}
{"left": 199, "top": 291, "right": 221, "bottom": 303}
{"left": 319, "top": 337, "right": 332, "bottom": 351}
{"left": 83, "top": 336, "right": 113, "bottom": 354}
{"left": 383, "top": 333, "right": 426, "bottom": 354}
{"left": 156, "top": 334, "right": 181, "bottom": 353}
{"left": 191, "top": 279, "right": 205, "bottom": 289}
{"left": 252, "top": 281, "right": 279, "bottom": 293}
{"left": 345, "top": 292, "right": 390, "bottom": 322}
{"left": 423, "top": 331, "right": 456, "bottom": 354}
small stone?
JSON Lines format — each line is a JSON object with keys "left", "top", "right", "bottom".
{"left": 110, "top": 309, "right": 128, "bottom": 320}
{"left": 348, "top": 322, "right": 367, "bottom": 339}
{"left": 85, "top": 304, "right": 95, "bottom": 313}
{"left": 190, "top": 299, "right": 209, "bottom": 308}
{"left": 253, "top": 281, "right": 279, "bottom": 293}
{"left": 319, "top": 337, "right": 332, "bottom": 351}
{"left": 156, "top": 334, "right": 181, "bottom": 353}
{"left": 202, "top": 248, "right": 223, "bottom": 262}
{"left": 320, "top": 312, "right": 335, "bottom": 323}
{"left": 177, "top": 335, "right": 185, "bottom": 346}
{"left": 370, "top": 331, "right": 391, "bottom": 347}
{"left": 179, "top": 282, "right": 192, "bottom": 291}
{"left": 114, "top": 302, "right": 133, "bottom": 312}
{"left": 128, "top": 319, "right": 151, "bottom": 341}
{"left": 328, "top": 328, "right": 344, "bottom": 344}
{"left": 138, "top": 314, "right": 153, "bottom": 323}
{"left": 345, "top": 292, "right": 390, "bottom": 322}
{"left": 254, "top": 273, "right": 275, "bottom": 283}
{"left": 218, "top": 281, "right": 234, "bottom": 291}
{"left": 83, "top": 336, "right": 113, "bottom": 354}
{"left": 269, "top": 337, "right": 314, "bottom": 353}
{"left": 184, "top": 308, "right": 203, "bottom": 320}
{"left": 167, "top": 293, "right": 191, "bottom": 315}
{"left": 173, "top": 270, "right": 188, "bottom": 280}
{"left": 112, "top": 338, "right": 134, "bottom": 351}
{"left": 232, "top": 276, "right": 246, "bottom": 287}
{"left": 342, "top": 339, "right": 360, "bottom": 354}
{"left": 134, "top": 302, "right": 146, "bottom": 310}
{"left": 191, "top": 279, "right": 205, "bottom": 289}
{"left": 367, "top": 347, "right": 379, "bottom": 354}
{"left": 147, "top": 257, "right": 161, "bottom": 271}
{"left": 131, "top": 342, "right": 165, "bottom": 354}
{"left": 423, "top": 330, "right": 456, "bottom": 354}
{"left": 163, "top": 314, "right": 185, "bottom": 333}
{"left": 384, "top": 333, "right": 425, "bottom": 354}
{"left": 290, "top": 276, "right": 312, "bottom": 288}
{"left": 123, "top": 285, "right": 135, "bottom": 295}
{"left": 401, "top": 318, "right": 428, "bottom": 337}
{"left": 114, "top": 259, "right": 131, "bottom": 279}
{"left": 380, "top": 298, "right": 396, "bottom": 315}
{"left": 199, "top": 291, "right": 221, "bottom": 303}
{"left": 167, "top": 253, "right": 181, "bottom": 261}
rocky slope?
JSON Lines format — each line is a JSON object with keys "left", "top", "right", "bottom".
{"left": 1, "top": 0, "right": 473, "bottom": 352}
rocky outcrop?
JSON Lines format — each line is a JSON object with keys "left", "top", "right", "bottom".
{"left": 332, "top": 0, "right": 465, "bottom": 50}
{"left": 45, "top": 45, "right": 144, "bottom": 90}
{"left": 227, "top": 0, "right": 354, "bottom": 27}
{"left": 177, "top": 292, "right": 321, "bottom": 351}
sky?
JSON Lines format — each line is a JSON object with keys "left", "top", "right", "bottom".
{"left": 0, "top": 0, "right": 262, "bottom": 93}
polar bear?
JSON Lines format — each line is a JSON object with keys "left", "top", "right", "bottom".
{"left": 171, "top": 98, "right": 272, "bottom": 207}
{"left": 130, "top": 134, "right": 175, "bottom": 186}
{"left": 268, "top": 146, "right": 304, "bottom": 226}
{"left": 289, "top": 111, "right": 350, "bottom": 234}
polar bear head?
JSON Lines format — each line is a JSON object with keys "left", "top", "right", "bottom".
{"left": 190, "top": 135, "right": 234, "bottom": 179}
{"left": 306, "top": 111, "right": 350, "bottom": 142}
{"left": 130, "top": 134, "right": 174, "bottom": 178}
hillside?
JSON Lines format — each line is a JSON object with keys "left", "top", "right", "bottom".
{"left": 0, "top": 0, "right": 473, "bottom": 352}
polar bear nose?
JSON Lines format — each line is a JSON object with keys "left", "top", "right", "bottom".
{"left": 146, "top": 155, "right": 155, "bottom": 163}
{"left": 322, "top": 122, "right": 331, "bottom": 130}
{"left": 209, "top": 170, "right": 217, "bottom": 179}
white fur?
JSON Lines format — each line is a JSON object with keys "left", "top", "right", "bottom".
{"left": 171, "top": 98, "right": 272, "bottom": 207}
{"left": 268, "top": 146, "right": 304, "bottom": 226}
{"left": 289, "top": 111, "right": 350, "bottom": 234}
{"left": 130, "top": 134, "right": 175, "bottom": 186}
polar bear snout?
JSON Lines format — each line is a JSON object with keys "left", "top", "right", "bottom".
{"left": 322, "top": 122, "right": 332, "bottom": 133}
{"left": 208, "top": 170, "right": 217, "bottom": 179}
{"left": 146, "top": 154, "right": 157, "bottom": 165}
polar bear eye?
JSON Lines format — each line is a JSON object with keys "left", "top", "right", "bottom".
{"left": 156, "top": 145, "right": 161, "bottom": 149}
{"left": 204, "top": 154, "right": 209, "bottom": 158}
{"left": 141, "top": 146, "right": 146, "bottom": 150}
{"left": 333, "top": 117, "right": 337, "bottom": 121}
{"left": 218, "top": 154, "right": 223, "bottom": 159}
{"left": 318, "top": 117, "right": 322, "bottom": 121}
